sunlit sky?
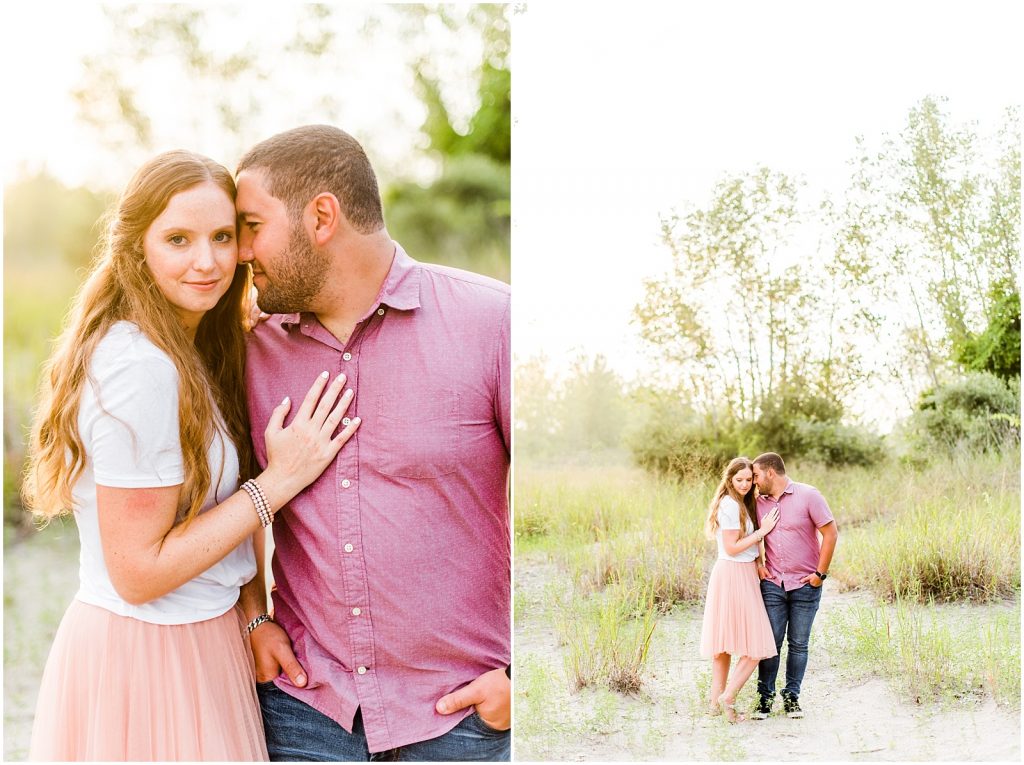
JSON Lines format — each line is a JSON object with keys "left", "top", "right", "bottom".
{"left": 0, "top": 3, "right": 486, "bottom": 189}
{"left": 513, "top": 1, "right": 1021, "bottom": 426}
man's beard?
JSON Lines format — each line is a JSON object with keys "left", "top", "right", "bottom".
{"left": 254, "top": 224, "right": 331, "bottom": 315}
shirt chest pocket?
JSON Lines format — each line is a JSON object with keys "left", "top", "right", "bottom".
{"left": 374, "top": 391, "right": 460, "bottom": 479}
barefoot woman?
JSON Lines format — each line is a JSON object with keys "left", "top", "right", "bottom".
{"left": 699, "top": 457, "right": 779, "bottom": 722}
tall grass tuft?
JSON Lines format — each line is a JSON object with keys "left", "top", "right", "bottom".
{"left": 556, "top": 582, "right": 660, "bottom": 693}
{"left": 837, "top": 449, "right": 1020, "bottom": 602}
{"left": 517, "top": 463, "right": 712, "bottom": 607}
{"left": 826, "top": 598, "right": 1021, "bottom": 707}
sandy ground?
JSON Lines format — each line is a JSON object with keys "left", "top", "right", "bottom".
{"left": 4, "top": 526, "right": 80, "bottom": 761}
{"left": 513, "top": 556, "right": 1021, "bottom": 762}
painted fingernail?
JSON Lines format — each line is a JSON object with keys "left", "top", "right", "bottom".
{"left": 281, "top": 396, "right": 290, "bottom": 405}
{"left": 320, "top": 371, "right": 329, "bottom": 379}
{"left": 345, "top": 388, "right": 354, "bottom": 398}
{"left": 297, "top": 674, "right": 306, "bottom": 686}
{"left": 353, "top": 417, "right": 361, "bottom": 424}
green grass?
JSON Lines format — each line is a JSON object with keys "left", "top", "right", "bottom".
{"left": 556, "top": 581, "right": 659, "bottom": 693}
{"left": 4, "top": 260, "right": 81, "bottom": 528}
{"left": 835, "top": 449, "right": 1021, "bottom": 602}
{"left": 517, "top": 463, "right": 711, "bottom": 609}
{"left": 824, "top": 597, "right": 1021, "bottom": 708}
{"left": 516, "top": 451, "right": 1021, "bottom": 704}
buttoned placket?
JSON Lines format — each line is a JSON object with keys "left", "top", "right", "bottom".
{"left": 329, "top": 305, "right": 393, "bottom": 747}
{"left": 766, "top": 487, "right": 798, "bottom": 588}
{"left": 765, "top": 495, "right": 787, "bottom": 587}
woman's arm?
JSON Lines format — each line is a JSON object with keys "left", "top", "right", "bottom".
{"left": 99, "top": 372, "right": 358, "bottom": 606}
{"left": 720, "top": 506, "right": 779, "bottom": 557}
{"left": 721, "top": 525, "right": 768, "bottom": 557}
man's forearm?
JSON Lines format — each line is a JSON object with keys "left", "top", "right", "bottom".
{"left": 817, "top": 523, "right": 838, "bottom": 573}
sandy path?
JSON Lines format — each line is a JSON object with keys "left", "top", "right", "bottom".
{"left": 513, "top": 556, "right": 1021, "bottom": 761}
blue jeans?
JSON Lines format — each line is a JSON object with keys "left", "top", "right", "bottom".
{"left": 257, "top": 681, "right": 510, "bottom": 761}
{"left": 757, "top": 581, "right": 823, "bottom": 701}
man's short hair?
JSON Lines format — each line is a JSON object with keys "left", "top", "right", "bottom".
{"left": 753, "top": 452, "right": 786, "bottom": 475}
{"left": 237, "top": 125, "right": 384, "bottom": 234}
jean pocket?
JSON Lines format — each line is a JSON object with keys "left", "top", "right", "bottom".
{"left": 374, "top": 391, "right": 460, "bottom": 479}
{"left": 465, "top": 712, "right": 509, "bottom": 737}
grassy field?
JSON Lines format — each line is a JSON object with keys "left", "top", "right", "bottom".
{"left": 4, "top": 260, "right": 81, "bottom": 528}
{"left": 513, "top": 451, "right": 1021, "bottom": 759}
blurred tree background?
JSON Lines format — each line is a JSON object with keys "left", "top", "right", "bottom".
{"left": 3, "top": 3, "right": 510, "bottom": 530}
{"left": 516, "top": 97, "right": 1019, "bottom": 475}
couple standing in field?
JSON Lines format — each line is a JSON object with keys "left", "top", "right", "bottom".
{"left": 25, "top": 125, "right": 511, "bottom": 761}
{"left": 700, "top": 453, "right": 839, "bottom": 722}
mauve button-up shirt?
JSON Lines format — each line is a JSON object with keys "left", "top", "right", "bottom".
{"left": 245, "top": 244, "right": 510, "bottom": 753}
{"left": 755, "top": 480, "right": 834, "bottom": 591}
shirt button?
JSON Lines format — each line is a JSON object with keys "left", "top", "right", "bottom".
{"left": 357, "top": 666, "right": 367, "bottom": 675}
{"left": 352, "top": 607, "right": 361, "bottom": 616}
{"left": 376, "top": 308, "right": 385, "bottom": 316}
{"left": 341, "top": 479, "right": 352, "bottom": 488}
{"left": 342, "top": 417, "right": 351, "bottom": 426}
{"left": 344, "top": 543, "right": 354, "bottom": 553}
{"left": 342, "top": 352, "right": 352, "bottom": 361}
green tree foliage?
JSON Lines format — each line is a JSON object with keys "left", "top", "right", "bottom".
{"left": 385, "top": 4, "right": 510, "bottom": 281}
{"left": 515, "top": 354, "right": 632, "bottom": 460}
{"left": 68, "top": 3, "right": 510, "bottom": 280}
{"left": 3, "top": 172, "right": 111, "bottom": 269}
{"left": 629, "top": 384, "right": 884, "bottom": 480}
{"left": 560, "top": 355, "right": 628, "bottom": 452}
{"left": 955, "top": 284, "right": 1020, "bottom": 379}
{"left": 632, "top": 168, "right": 876, "bottom": 472}
{"left": 834, "top": 97, "right": 1020, "bottom": 389}
{"left": 513, "top": 355, "right": 560, "bottom": 458}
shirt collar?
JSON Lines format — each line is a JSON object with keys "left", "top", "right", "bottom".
{"left": 277, "top": 241, "right": 421, "bottom": 328}
{"left": 375, "top": 242, "right": 421, "bottom": 311}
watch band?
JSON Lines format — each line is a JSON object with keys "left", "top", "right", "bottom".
{"left": 814, "top": 570, "right": 828, "bottom": 580}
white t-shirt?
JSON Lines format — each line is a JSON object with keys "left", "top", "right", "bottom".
{"left": 73, "top": 321, "right": 256, "bottom": 624}
{"left": 716, "top": 495, "right": 759, "bottom": 563}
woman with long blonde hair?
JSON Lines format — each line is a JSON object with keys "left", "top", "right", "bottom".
{"left": 699, "top": 456, "right": 779, "bottom": 722}
{"left": 24, "top": 150, "right": 360, "bottom": 761}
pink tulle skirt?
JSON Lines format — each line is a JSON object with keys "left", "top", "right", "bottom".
{"left": 29, "top": 599, "right": 268, "bottom": 761}
{"left": 699, "top": 559, "right": 778, "bottom": 660}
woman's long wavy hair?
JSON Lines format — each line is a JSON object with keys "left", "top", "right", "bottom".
{"left": 704, "top": 456, "right": 759, "bottom": 539}
{"left": 23, "top": 150, "right": 256, "bottom": 526}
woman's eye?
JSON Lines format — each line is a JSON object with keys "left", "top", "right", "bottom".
{"left": 169, "top": 234, "right": 187, "bottom": 245}
{"left": 214, "top": 231, "right": 234, "bottom": 243}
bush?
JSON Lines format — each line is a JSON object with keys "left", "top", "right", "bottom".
{"left": 906, "top": 372, "right": 1020, "bottom": 455}
{"left": 629, "top": 393, "right": 885, "bottom": 480}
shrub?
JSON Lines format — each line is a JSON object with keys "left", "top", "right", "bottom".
{"left": 907, "top": 372, "right": 1020, "bottom": 455}
{"left": 629, "top": 393, "right": 885, "bottom": 480}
